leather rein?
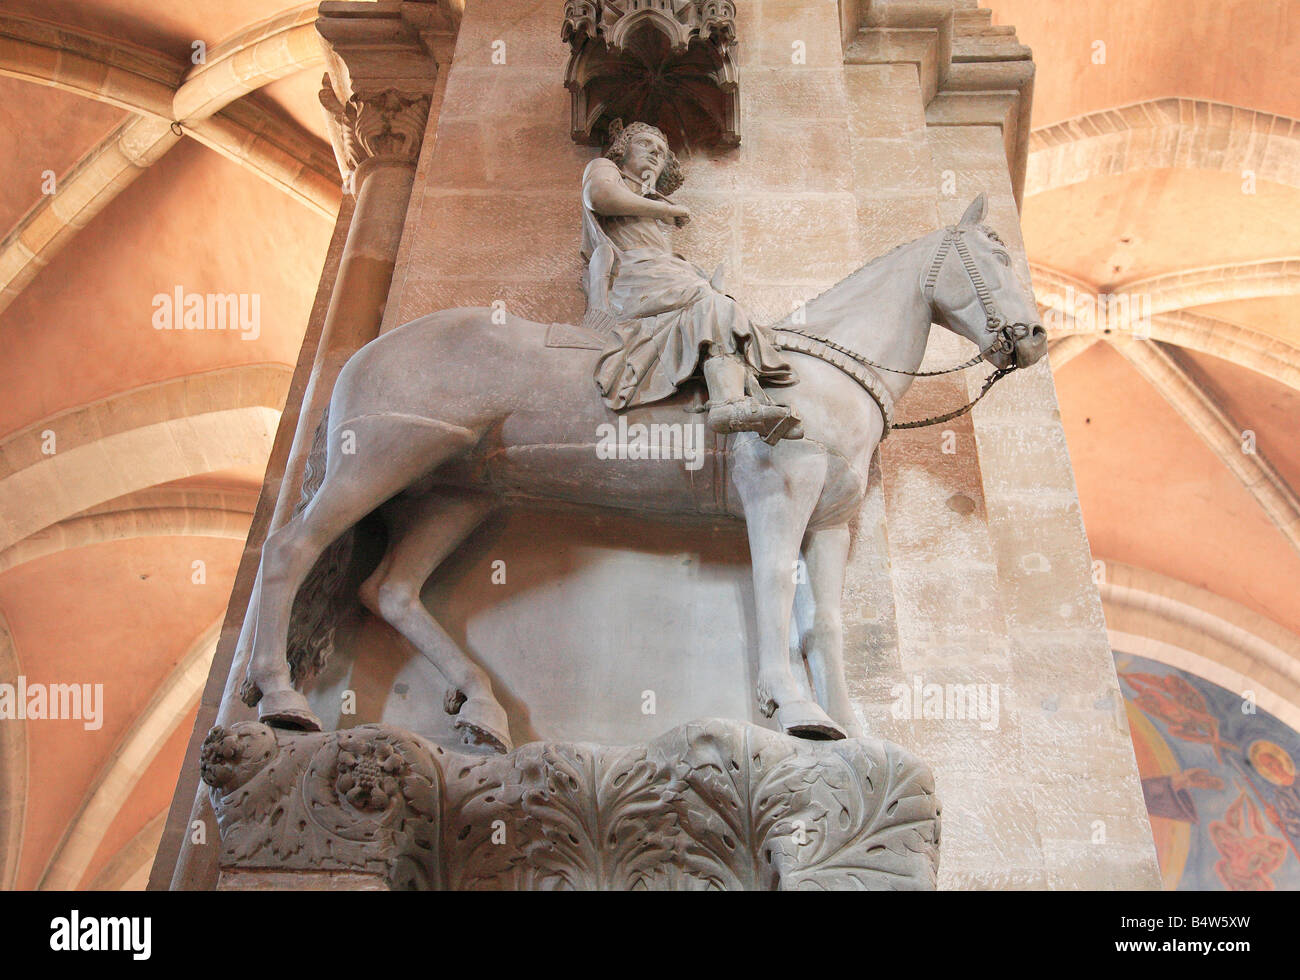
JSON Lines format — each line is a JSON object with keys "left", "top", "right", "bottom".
{"left": 774, "top": 225, "right": 1035, "bottom": 437}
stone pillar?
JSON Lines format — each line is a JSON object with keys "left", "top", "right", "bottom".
{"left": 150, "top": 0, "right": 455, "bottom": 891}
{"left": 277, "top": 1, "right": 452, "bottom": 530}
{"left": 928, "top": 118, "right": 1158, "bottom": 888}
{"left": 839, "top": 0, "right": 1158, "bottom": 889}
{"left": 844, "top": 51, "right": 1030, "bottom": 890}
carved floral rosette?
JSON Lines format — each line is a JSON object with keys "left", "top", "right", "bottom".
{"left": 201, "top": 719, "right": 941, "bottom": 890}
{"left": 201, "top": 723, "right": 443, "bottom": 890}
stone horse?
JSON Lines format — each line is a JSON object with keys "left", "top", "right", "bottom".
{"left": 239, "top": 194, "right": 1046, "bottom": 754}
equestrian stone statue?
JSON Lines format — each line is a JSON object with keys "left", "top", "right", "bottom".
{"left": 236, "top": 122, "right": 1047, "bottom": 755}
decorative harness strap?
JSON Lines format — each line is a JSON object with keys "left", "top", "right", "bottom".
{"left": 774, "top": 327, "right": 1016, "bottom": 438}
{"left": 773, "top": 328, "right": 896, "bottom": 435}
{"left": 773, "top": 224, "right": 1031, "bottom": 438}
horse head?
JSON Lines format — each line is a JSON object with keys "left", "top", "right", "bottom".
{"left": 922, "top": 193, "right": 1046, "bottom": 371}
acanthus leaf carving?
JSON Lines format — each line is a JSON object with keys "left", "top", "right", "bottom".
{"left": 442, "top": 754, "right": 527, "bottom": 891}
{"left": 319, "top": 76, "right": 432, "bottom": 179}
{"left": 201, "top": 720, "right": 939, "bottom": 891}
{"left": 778, "top": 739, "right": 942, "bottom": 891}
{"left": 655, "top": 721, "right": 825, "bottom": 889}
{"left": 515, "top": 742, "right": 682, "bottom": 890}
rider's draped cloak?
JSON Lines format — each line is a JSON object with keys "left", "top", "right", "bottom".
{"left": 582, "top": 157, "right": 795, "bottom": 410}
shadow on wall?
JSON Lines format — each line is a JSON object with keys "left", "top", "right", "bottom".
{"left": 1115, "top": 652, "right": 1300, "bottom": 890}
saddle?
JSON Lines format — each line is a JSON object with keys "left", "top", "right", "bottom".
{"left": 544, "top": 321, "right": 608, "bottom": 351}
{"left": 544, "top": 320, "right": 804, "bottom": 443}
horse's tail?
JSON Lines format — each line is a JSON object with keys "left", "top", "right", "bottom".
{"left": 239, "top": 402, "right": 355, "bottom": 706}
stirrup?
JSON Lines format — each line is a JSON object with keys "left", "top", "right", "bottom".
{"left": 761, "top": 410, "right": 803, "bottom": 445}
{"left": 707, "top": 398, "right": 802, "bottom": 441}
{"left": 748, "top": 376, "right": 803, "bottom": 443}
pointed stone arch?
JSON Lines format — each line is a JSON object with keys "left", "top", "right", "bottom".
{"left": 37, "top": 618, "right": 222, "bottom": 890}
{"left": 0, "top": 7, "right": 339, "bottom": 316}
{"left": 1026, "top": 98, "right": 1300, "bottom": 196}
{"left": 0, "top": 489, "right": 257, "bottom": 574}
{"left": 0, "top": 364, "right": 290, "bottom": 554}
{"left": 1032, "top": 262, "right": 1300, "bottom": 391}
{"left": 86, "top": 810, "right": 168, "bottom": 891}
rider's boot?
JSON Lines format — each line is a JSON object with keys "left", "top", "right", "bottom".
{"left": 703, "top": 354, "right": 803, "bottom": 442}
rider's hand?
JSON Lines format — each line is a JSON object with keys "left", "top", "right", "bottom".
{"left": 666, "top": 204, "right": 691, "bottom": 227}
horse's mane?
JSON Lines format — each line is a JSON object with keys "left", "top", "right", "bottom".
{"left": 769, "top": 222, "right": 1001, "bottom": 328}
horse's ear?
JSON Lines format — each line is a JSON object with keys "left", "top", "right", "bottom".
{"left": 959, "top": 193, "right": 987, "bottom": 226}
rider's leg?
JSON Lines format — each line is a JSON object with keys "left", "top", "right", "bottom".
{"left": 702, "top": 344, "right": 802, "bottom": 441}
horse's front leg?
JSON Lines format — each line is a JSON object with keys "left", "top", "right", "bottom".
{"left": 732, "top": 440, "right": 846, "bottom": 740}
{"left": 801, "top": 524, "right": 864, "bottom": 739}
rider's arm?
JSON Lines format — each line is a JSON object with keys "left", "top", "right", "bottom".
{"left": 583, "top": 159, "right": 688, "bottom": 224}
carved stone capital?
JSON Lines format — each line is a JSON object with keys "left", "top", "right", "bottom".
{"left": 319, "top": 80, "right": 433, "bottom": 176}
{"left": 202, "top": 719, "right": 941, "bottom": 890}
{"left": 315, "top": 1, "right": 449, "bottom": 185}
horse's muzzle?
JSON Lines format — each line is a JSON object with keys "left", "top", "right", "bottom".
{"left": 1014, "top": 325, "right": 1047, "bottom": 368}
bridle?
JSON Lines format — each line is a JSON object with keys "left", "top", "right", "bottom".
{"left": 921, "top": 224, "right": 1038, "bottom": 366}
{"left": 774, "top": 225, "right": 1038, "bottom": 433}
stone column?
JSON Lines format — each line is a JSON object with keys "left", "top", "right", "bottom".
{"left": 841, "top": 0, "right": 1159, "bottom": 889}
{"left": 150, "top": 0, "right": 456, "bottom": 891}
{"left": 928, "top": 114, "right": 1159, "bottom": 888}
{"left": 276, "top": 2, "right": 452, "bottom": 531}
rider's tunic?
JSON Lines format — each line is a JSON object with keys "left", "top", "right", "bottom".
{"left": 584, "top": 158, "right": 794, "bottom": 410}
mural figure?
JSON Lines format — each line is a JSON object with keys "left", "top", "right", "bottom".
{"left": 1208, "top": 788, "right": 1288, "bottom": 890}
{"left": 1119, "top": 654, "right": 1300, "bottom": 890}
{"left": 1119, "top": 668, "right": 1239, "bottom": 762}
{"left": 1141, "top": 768, "right": 1223, "bottom": 823}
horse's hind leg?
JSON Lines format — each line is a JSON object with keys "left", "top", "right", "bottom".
{"left": 801, "top": 524, "right": 864, "bottom": 739}
{"left": 248, "top": 418, "right": 475, "bottom": 729}
{"left": 359, "top": 489, "right": 511, "bottom": 753}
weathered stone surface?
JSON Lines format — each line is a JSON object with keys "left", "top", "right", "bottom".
{"left": 202, "top": 719, "right": 941, "bottom": 891}
{"left": 743, "top": 0, "right": 842, "bottom": 70}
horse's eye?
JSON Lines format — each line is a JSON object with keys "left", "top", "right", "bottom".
{"left": 995, "top": 252, "right": 1010, "bottom": 266}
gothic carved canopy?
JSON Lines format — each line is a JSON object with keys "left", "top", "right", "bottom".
{"left": 562, "top": 0, "right": 739, "bottom": 149}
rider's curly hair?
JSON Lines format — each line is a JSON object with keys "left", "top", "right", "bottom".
{"left": 605, "top": 120, "right": 685, "bottom": 196}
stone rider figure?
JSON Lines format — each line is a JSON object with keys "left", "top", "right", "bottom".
{"left": 582, "top": 120, "right": 803, "bottom": 443}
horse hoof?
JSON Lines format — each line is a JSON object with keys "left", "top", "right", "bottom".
{"left": 776, "top": 700, "right": 847, "bottom": 741}
{"left": 258, "top": 689, "right": 322, "bottom": 732}
{"left": 455, "top": 697, "right": 512, "bottom": 754}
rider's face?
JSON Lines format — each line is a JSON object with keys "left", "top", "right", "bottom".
{"left": 623, "top": 134, "right": 669, "bottom": 191}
